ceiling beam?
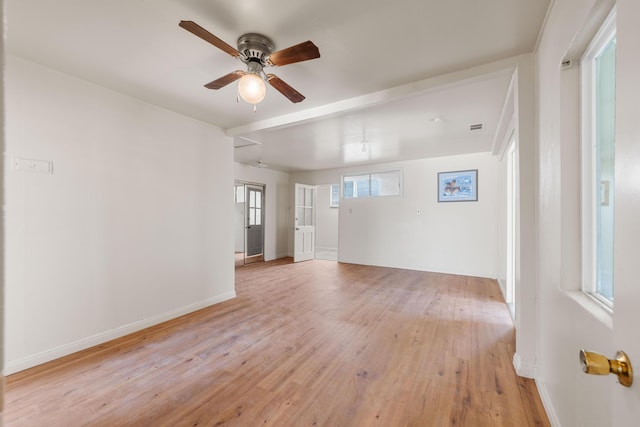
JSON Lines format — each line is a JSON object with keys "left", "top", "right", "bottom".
{"left": 225, "top": 55, "right": 519, "bottom": 137}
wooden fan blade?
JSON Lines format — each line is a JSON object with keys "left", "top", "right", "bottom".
{"left": 205, "top": 71, "right": 245, "bottom": 90}
{"left": 267, "top": 74, "right": 305, "bottom": 103}
{"left": 179, "top": 20, "right": 241, "bottom": 58}
{"left": 268, "top": 41, "right": 320, "bottom": 66}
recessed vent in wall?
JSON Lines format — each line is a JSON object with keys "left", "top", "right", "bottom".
{"left": 469, "top": 123, "right": 483, "bottom": 131}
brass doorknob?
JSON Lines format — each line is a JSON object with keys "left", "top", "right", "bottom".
{"left": 579, "top": 349, "right": 633, "bottom": 387}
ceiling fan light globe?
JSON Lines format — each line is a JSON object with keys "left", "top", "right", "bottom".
{"left": 238, "top": 73, "right": 266, "bottom": 105}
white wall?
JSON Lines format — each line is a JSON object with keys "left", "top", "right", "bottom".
{"left": 234, "top": 197, "right": 245, "bottom": 253}
{"left": 293, "top": 152, "right": 499, "bottom": 278}
{"left": 234, "top": 163, "right": 290, "bottom": 260}
{"left": 535, "top": 0, "right": 617, "bottom": 425}
{"left": 5, "top": 56, "right": 236, "bottom": 374}
{"left": 495, "top": 150, "right": 509, "bottom": 295}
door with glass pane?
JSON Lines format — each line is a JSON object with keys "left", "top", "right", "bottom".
{"left": 245, "top": 185, "right": 264, "bottom": 263}
{"left": 294, "top": 183, "right": 315, "bottom": 262}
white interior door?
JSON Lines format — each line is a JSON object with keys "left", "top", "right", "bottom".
{"left": 294, "top": 183, "right": 315, "bottom": 263}
{"left": 612, "top": 1, "right": 640, "bottom": 422}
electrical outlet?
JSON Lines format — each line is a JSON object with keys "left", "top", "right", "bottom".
{"left": 417, "top": 208, "right": 421, "bottom": 215}
{"left": 13, "top": 158, "right": 52, "bottom": 174}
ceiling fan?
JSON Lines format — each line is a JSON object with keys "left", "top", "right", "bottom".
{"left": 179, "top": 21, "right": 320, "bottom": 106}
{"left": 252, "top": 160, "right": 269, "bottom": 169}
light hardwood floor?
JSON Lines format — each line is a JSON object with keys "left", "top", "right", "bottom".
{"left": 5, "top": 259, "right": 550, "bottom": 426}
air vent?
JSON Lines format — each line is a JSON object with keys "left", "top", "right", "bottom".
{"left": 469, "top": 123, "right": 483, "bottom": 131}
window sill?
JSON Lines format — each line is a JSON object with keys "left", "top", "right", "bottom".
{"left": 562, "top": 290, "right": 613, "bottom": 330}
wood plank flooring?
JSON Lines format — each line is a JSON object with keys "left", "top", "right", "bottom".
{"left": 5, "top": 259, "right": 550, "bottom": 426}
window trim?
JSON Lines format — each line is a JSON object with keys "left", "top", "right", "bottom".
{"left": 329, "top": 184, "right": 340, "bottom": 208}
{"left": 580, "top": 6, "right": 616, "bottom": 310}
{"left": 341, "top": 169, "right": 403, "bottom": 199}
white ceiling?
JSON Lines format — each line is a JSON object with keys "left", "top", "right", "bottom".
{"left": 6, "top": 0, "right": 549, "bottom": 172}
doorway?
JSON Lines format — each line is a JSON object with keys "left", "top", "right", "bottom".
{"left": 314, "top": 184, "right": 339, "bottom": 261}
{"left": 234, "top": 181, "right": 265, "bottom": 266}
{"left": 293, "top": 183, "right": 316, "bottom": 262}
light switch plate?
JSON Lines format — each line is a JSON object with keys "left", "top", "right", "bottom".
{"left": 13, "top": 158, "right": 53, "bottom": 174}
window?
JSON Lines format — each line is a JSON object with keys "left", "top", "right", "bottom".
{"left": 234, "top": 184, "right": 245, "bottom": 203}
{"left": 248, "top": 187, "right": 262, "bottom": 226}
{"left": 581, "top": 8, "right": 616, "bottom": 308}
{"left": 342, "top": 170, "right": 401, "bottom": 199}
{"left": 330, "top": 184, "right": 340, "bottom": 207}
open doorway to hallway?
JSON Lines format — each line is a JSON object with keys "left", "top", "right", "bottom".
{"left": 234, "top": 181, "right": 265, "bottom": 267}
{"left": 315, "top": 184, "right": 339, "bottom": 261}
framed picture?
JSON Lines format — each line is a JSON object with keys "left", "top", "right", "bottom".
{"left": 438, "top": 169, "right": 478, "bottom": 202}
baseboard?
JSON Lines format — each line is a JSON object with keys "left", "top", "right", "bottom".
{"left": 315, "top": 246, "right": 338, "bottom": 252}
{"left": 512, "top": 352, "right": 536, "bottom": 378}
{"left": 5, "top": 291, "right": 237, "bottom": 375}
{"left": 497, "top": 278, "right": 507, "bottom": 300}
{"left": 513, "top": 354, "right": 556, "bottom": 425}
{"left": 536, "top": 379, "right": 562, "bottom": 427}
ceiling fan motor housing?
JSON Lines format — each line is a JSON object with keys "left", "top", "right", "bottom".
{"left": 237, "top": 33, "right": 274, "bottom": 65}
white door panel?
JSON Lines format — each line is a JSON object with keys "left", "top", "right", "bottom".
{"left": 612, "top": 0, "right": 640, "bottom": 422}
{"left": 294, "top": 183, "right": 315, "bottom": 262}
